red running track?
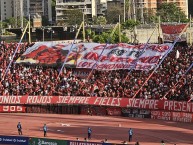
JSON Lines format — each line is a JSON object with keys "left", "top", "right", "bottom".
{"left": 0, "top": 113, "right": 193, "bottom": 145}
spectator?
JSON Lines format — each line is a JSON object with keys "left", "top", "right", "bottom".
{"left": 0, "top": 41, "right": 192, "bottom": 102}
{"left": 102, "top": 138, "right": 108, "bottom": 143}
{"left": 161, "top": 140, "right": 165, "bottom": 145}
{"left": 84, "top": 137, "right": 88, "bottom": 142}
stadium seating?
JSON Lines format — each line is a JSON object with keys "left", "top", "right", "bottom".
{"left": 0, "top": 41, "right": 192, "bottom": 101}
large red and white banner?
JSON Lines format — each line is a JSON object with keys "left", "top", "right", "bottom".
{"left": 1, "top": 96, "right": 193, "bottom": 113}
{"left": 161, "top": 23, "right": 187, "bottom": 42}
{"left": 16, "top": 42, "right": 172, "bottom": 70}
{"left": 151, "top": 110, "right": 193, "bottom": 123}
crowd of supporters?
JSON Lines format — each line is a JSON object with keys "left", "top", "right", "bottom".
{"left": 0, "top": 41, "right": 192, "bottom": 101}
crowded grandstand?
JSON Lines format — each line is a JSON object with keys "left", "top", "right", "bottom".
{"left": 0, "top": 40, "right": 192, "bottom": 101}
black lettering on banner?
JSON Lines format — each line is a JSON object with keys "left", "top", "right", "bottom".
{"left": 122, "top": 108, "right": 150, "bottom": 118}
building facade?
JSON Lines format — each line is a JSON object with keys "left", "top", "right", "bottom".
{"left": 134, "top": 0, "right": 188, "bottom": 16}
{"left": 134, "top": 0, "right": 188, "bottom": 15}
{"left": 56, "top": 0, "right": 106, "bottom": 22}
{"left": 25, "top": 0, "right": 52, "bottom": 22}
{"left": 0, "top": 0, "right": 14, "bottom": 20}
{"left": 55, "top": 0, "right": 188, "bottom": 24}
{"left": 0, "top": 0, "right": 52, "bottom": 23}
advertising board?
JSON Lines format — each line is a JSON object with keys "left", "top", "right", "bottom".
{"left": 0, "top": 135, "right": 28, "bottom": 145}
{"left": 28, "top": 137, "right": 67, "bottom": 145}
{"left": 122, "top": 108, "right": 151, "bottom": 118}
{"left": 151, "top": 110, "right": 193, "bottom": 123}
{"left": 68, "top": 140, "right": 111, "bottom": 145}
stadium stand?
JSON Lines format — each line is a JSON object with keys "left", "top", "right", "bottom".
{"left": 0, "top": 41, "right": 192, "bottom": 101}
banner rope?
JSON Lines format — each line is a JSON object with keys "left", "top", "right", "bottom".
{"left": 2, "top": 22, "right": 29, "bottom": 80}
{"left": 124, "top": 24, "right": 158, "bottom": 81}
{"left": 132, "top": 23, "right": 189, "bottom": 99}
{"left": 57, "top": 22, "right": 83, "bottom": 79}
{"left": 87, "top": 23, "right": 119, "bottom": 80}
{"left": 162, "top": 62, "right": 193, "bottom": 99}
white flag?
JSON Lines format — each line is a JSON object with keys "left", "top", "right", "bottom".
{"left": 176, "top": 50, "right": 180, "bottom": 59}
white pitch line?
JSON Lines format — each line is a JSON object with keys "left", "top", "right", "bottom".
{"left": 61, "top": 123, "right": 70, "bottom": 127}
{"left": 47, "top": 122, "right": 71, "bottom": 127}
{"left": 57, "top": 130, "right": 64, "bottom": 132}
{"left": 39, "top": 128, "right": 54, "bottom": 131}
{"left": 12, "top": 131, "right": 18, "bottom": 133}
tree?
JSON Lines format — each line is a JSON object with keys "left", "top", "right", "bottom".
{"left": 85, "top": 28, "right": 95, "bottom": 42}
{"left": 96, "top": 16, "right": 107, "bottom": 25}
{"left": 122, "top": 19, "right": 140, "bottom": 44}
{"left": 0, "top": 21, "right": 8, "bottom": 29}
{"left": 4, "top": 17, "right": 29, "bottom": 28}
{"left": 92, "top": 16, "right": 97, "bottom": 25}
{"left": 149, "top": 15, "right": 159, "bottom": 23}
{"left": 6, "top": 17, "right": 14, "bottom": 28}
{"left": 106, "top": 5, "right": 123, "bottom": 24}
{"left": 92, "top": 32, "right": 109, "bottom": 43}
{"left": 142, "top": 8, "right": 158, "bottom": 24}
{"left": 92, "top": 19, "right": 139, "bottom": 43}
{"left": 23, "top": 17, "right": 29, "bottom": 27}
{"left": 52, "top": 0, "right": 56, "bottom": 6}
{"left": 122, "top": 19, "right": 140, "bottom": 31}
{"left": 157, "top": 3, "right": 188, "bottom": 22}
{"left": 113, "top": 29, "right": 129, "bottom": 43}
{"left": 92, "top": 28, "right": 129, "bottom": 44}
{"left": 5, "top": 17, "right": 16, "bottom": 28}
{"left": 64, "top": 9, "right": 85, "bottom": 25}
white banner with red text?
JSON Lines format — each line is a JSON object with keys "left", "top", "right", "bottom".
{"left": 1, "top": 96, "right": 193, "bottom": 113}
{"left": 151, "top": 110, "right": 193, "bottom": 123}
{"left": 16, "top": 42, "right": 172, "bottom": 70}
{"left": 161, "top": 23, "right": 187, "bottom": 42}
